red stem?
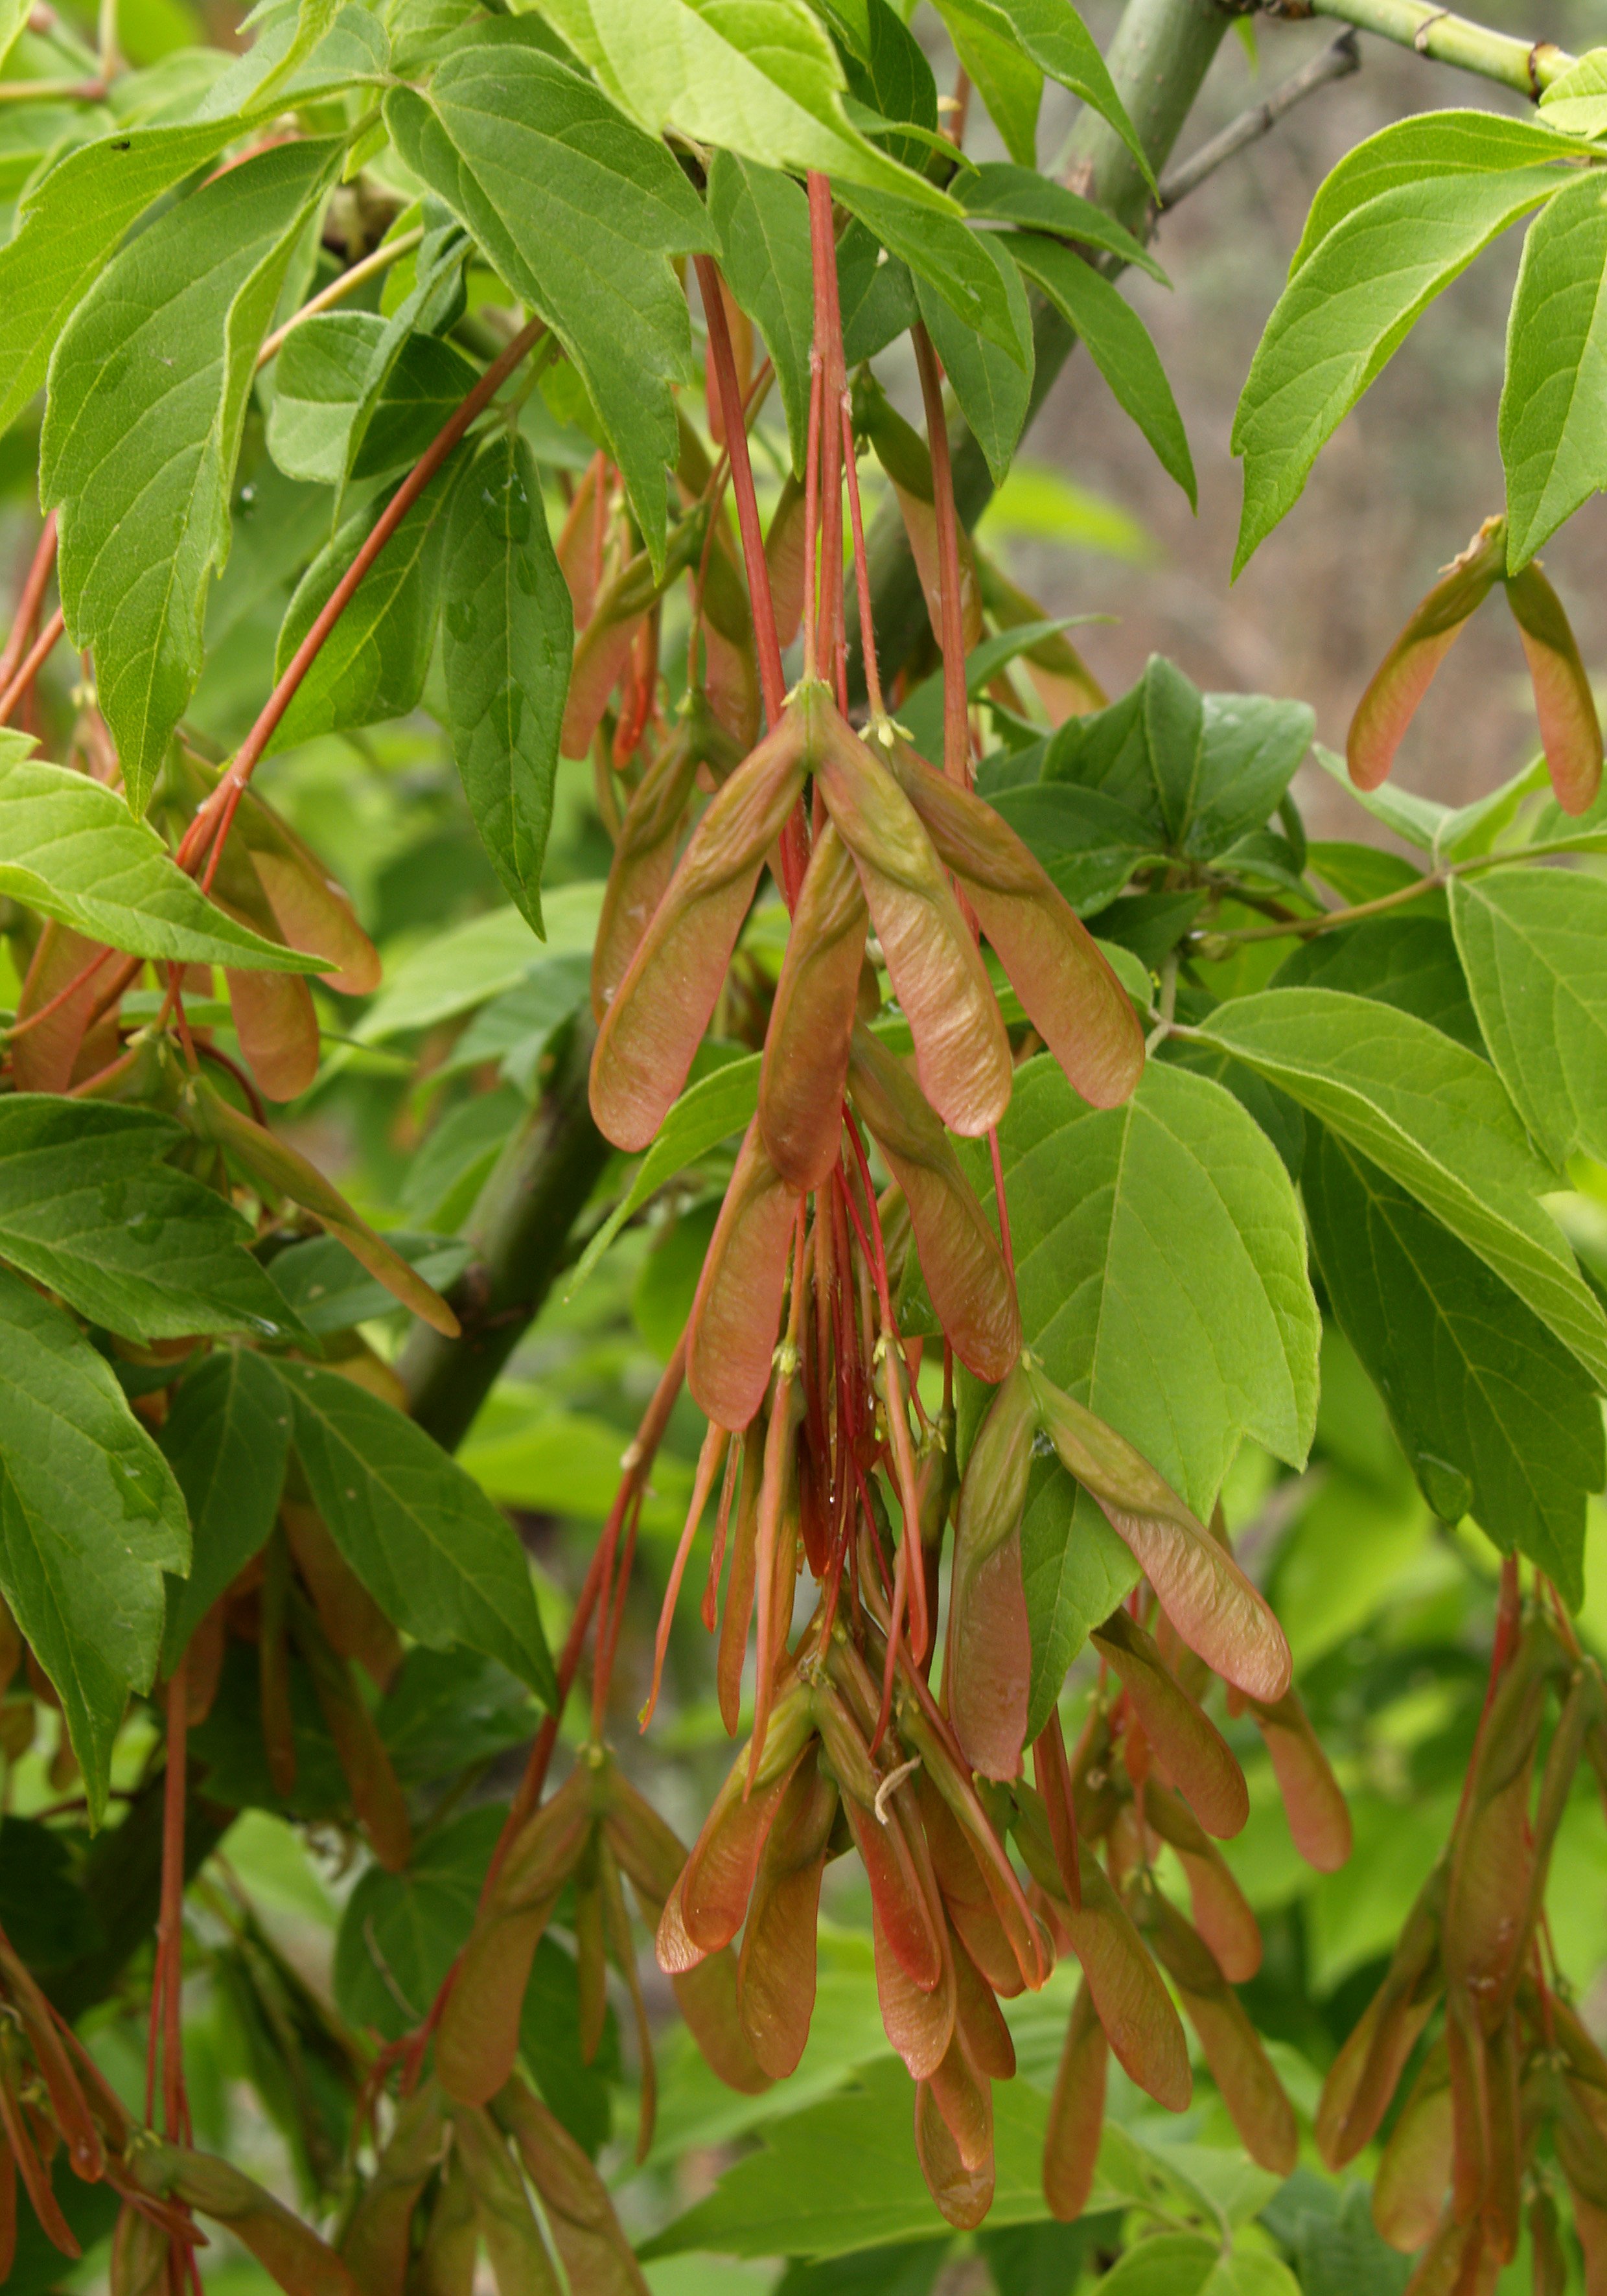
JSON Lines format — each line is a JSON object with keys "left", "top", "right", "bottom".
{"left": 0, "top": 607, "right": 64, "bottom": 726}
{"left": 149, "top": 1654, "right": 189, "bottom": 2139}
{"left": 0, "top": 513, "right": 57, "bottom": 695}
{"left": 179, "top": 316, "right": 548, "bottom": 883}
{"left": 912, "top": 322, "right": 969, "bottom": 785}
{"left": 840, "top": 399, "right": 884, "bottom": 719}
{"left": 693, "top": 256, "right": 787, "bottom": 729}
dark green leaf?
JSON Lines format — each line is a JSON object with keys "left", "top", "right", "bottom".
{"left": 837, "top": 219, "right": 921, "bottom": 364}
{"left": 267, "top": 310, "right": 476, "bottom": 487}
{"left": 929, "top": 1, "right": 1042, "bottom": 166}
{"left": 913, "top": 236, "right": 1033, "bottom": 485}
{"left": 990, "top": 782, "right": 1166, "bottom": 914}
{"left": 520, "top": 1934, "right": 619, "bottom": 2157}
{"left": 957, "top": 161, "right": 1166, "bottom": 281}
{"left": 335, "top": 1802, "right": 504, "bottom": 2034}
{"left": 160, "top": 1347, "right": 290, "bottom": 1664}
{"left": 1306, "top": 1128, "right": 1600, "bottom": 1603}
{"left": 837, "top": 183, "right": 1031, "bottom": 364}
{"left": 0, "top": 1269, "right": 189, "bottom": 1818}
{"left": 441, "top": 430, "right": 572, "bottom": 933}
{"left": 286, "top": 1359, "right": 554, "bottom": 1697}
{"left": 1271, "top": 914, "right": 1483, "bottom": 1053}
{"left": 841, "top": 0, "right": 938, "bottom": 172}
{"left": 0, "top": 1816, "right": 102, "bottom": 1969}
{"left": 266, "top": 1230, "right": 473, "bottom": 1336}
{"left": 376, "top": 1647, "right": 538, "bottom": 1785}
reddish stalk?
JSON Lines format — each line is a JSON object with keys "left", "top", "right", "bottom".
{"left": 693, "top": 256, "right": 787, "bottom": 728}
{"left": 0, "top": 513, "right": 58, "bottom": 695}
{"left": 1, "top": 942, "right": 112, "bottom": 1043}
{"left": 840, "top": 399, "right": 885, "bottom": 719}
{"left": 802, "top": 355, "right": 824, "bottom": 680}
{"left": 0, "top": 606, "right": 64, "bottom": 725}
{"left": 593, "top": 1486, "right": 645, "bottom": 1738}
{"left": 807, "top": 175, "right": 846, "bottom": 680}
{"left": 912, "top": 322, "right": 969, "bottom": 785}
{"left": 179, "top": 316, "right": 548, "bottom": 885}
{"left": 988, "top": 1127, "right": 1017, "bottom": 1292}
{"left": 645, "top": 1422, "right": 730, "bottom": 1726}
{"left": 148, "top": 1654, "right": 190, "bottom": 2141}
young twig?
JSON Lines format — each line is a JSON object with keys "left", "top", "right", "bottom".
{"left": 1157, "top": 32, "right": 1361, "bottom": 209}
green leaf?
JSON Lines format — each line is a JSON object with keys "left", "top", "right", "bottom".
{"left": 198, "top": 0, "right": 388, "bottom": 115}
{"left": 1289, "top": 109, "right": 1582, "bottom": 275}
{"left": 901, "top": 615, "right": 1102, "bottom": 764}
{"left": 936, "top": 0, "right": 1154, "bottom": 194}
{"left": 334, "top": 1801, "right": 503, "bottom": 2035}
{"left": 989, "top": 1056, "right": 1319, "bottom": 1733}
{"left": 384, "top": 36, "right": 715, "bottom": 569}
{"left": 1008, "top": 236, "right": 1194, "bottom": 504}
{"left": 376, "top": 1648, "right": 538, "bottom": 1787}
{"left": 1500, "top": 168, "right": 1607, "bottom": 567}
{"left": 523, "top": 0, "right": 957, "bottom": 210}
{"left": 1271, "top": 914, "right": 1483, "bottom": 1054}
{"left": 956, "top": 161, "right": 1168, "bottom": 281}
{"left": 841, "top": 0, "right": 938, "bottom": 174}
{"left": 354, "top": 884, "right": 603, "bottom": 1041}
{"left": 1096, "top": 2235, "right": 1219, "bottom": 2296}
{"left": 1305, "top": 1128, "right": 1600, "bottom": 1604}
{"left": 0, "top": 1097, "right": 305, "bottom": 1345}
{"left": 1193, "top": 987, "right": 1607, "bottom": 1388}
{"left": 160, "top": 1348, "right": 290, "bottom": 1665}
{"left": 838, "top": 220, "right": 920, "bottom": 363}
{"left": 707, "top": 152, "right": 815, "bottom": 478}
{"left": 564, "top": 1049, "right": 760, "bottom": 1295}
{"left": 0, "top": 745, "right": 325, "bottom": 970}
{"left": 42, "top": 137, "right": 343, "bottom": 811}
{"left": 1449, "top": 864, "right": 1607, "bottom": 1165}
{"left": 929, "top": 4, "right": 1041, "bottom": 167}
{"left": 988, "top": 782, "right": 1165, "bottom": 914}
{"left": 267, "top": 312, "right": 476, "bottom": 489}
{"left": 1232, "top": 169, "right": 1561, "bottom": 572}
{"left": 1536, "top": 47, "right": 1607, "bottom": 139}
{"left": 284, "top": 1359, "right": 555, "bottom": 1699}
{"left": 269, "top": 454, "right": 463, "bottom": 751}
{"left": 459, "top": 1388, "right": 694, "bottom": 1535}
{"left": 913, "top": 238, "right": 1033, "bottom": 485}
{"left": 265, "top": 1231, "right": 472, "bottom": 1336}
{"left": 836, "top": 184, "right": 1031, "bottom": 364}
{"left": 0, "top": 1268, "right": 189, "bottom": 1820}
{"left": 441, "top": 431, "right": 572, "bottom": 934}
{"left": 0, "top": 118, "right": 249, "bottom": 443}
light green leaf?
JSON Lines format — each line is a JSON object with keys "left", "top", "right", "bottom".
{"left": 285, "top": 1359, "right": 555, "bottom": 1700}
{"left": 1232, "top": 168, "right": 1560, "bottom": 573}
{"left": 978, "top": 461, "right": 1154, "bottom": 560}
{"left": 520, "top": 0, "right": 957, "bottom": 210}
{"left": 196, "top": 0, "right": 389, "bottom": 115}
{"left": 0, "top": 1098, "right": 304, "bottom": 1346}
{"left": 441, "top": 432, "right": 572, "bottom": 934}
{"left": 1500, "top": 169, "right": 1607, "bottom": 567}
{"left": 913, "top": 238, "right": 1033, "bottom": 485}
{"left": 1538, "top": 47, "right": 1607, "bottom": 138}
{"left": 356, "top": 885, "right": 603, "bottom": 1042}
{"left": 929, "top": 3, "right": 1041, "bottom": 167}
{"left": 836, "top": 183, "right": 1030, "bottom": 364}
{"left": 269, "top": 455, "right": 463, "bottom": 751}
{"left": 0, "top": 1268, "right": 189, "bottom": 1820}
{"left": 1009, "top": 235, "right": 1194, "bottom": 504}
{"left": 1289, "top": 108, "right": 1582, "bottom": 275}
{"left": 0, "top": 118, "right": 249, "bottom": 443}
{"left": 936, "top": 0, "right": 1153, "bottom": 193}
{"left": 1450, "top": 864, "right": 1607, "bottom": 1165}
{"left": 42, "top": 137, "right": 343, "bottom": 812}
{"left": 384, "top": 34, "right": 715, "bottom": 568}
{"left": 956, "top": 161, "right": 1167, "bottom": 281}
{"left": 1202, "top": 2254, "right": 1302, "bottom": 2296}
{"left": 989, "top": 1056, "right": 1319, "bottom": 1732}
{"left": 1306, "top": 1129, "right": 1601, "bottom": 1605}
{"left": 564, "top": 1050, "right": 760, "bottom": 1296}
{"left": 708, "top": 151, "right": 815, "bottom": 478}
{"left": 459, "top": 1387, "right": 693, "bottom": 1535}
{"left": 227, "top": 0, "right": 345, "bottom": 118}
{"left": 1097, "top": 2234, "right": 1219, "bottom": 2296}
{"left": 0, "top": 747, "right": 325, "bottom": 970}
{"left": 160, "top": 1348, "right": 290, "bottom": 1665}
{"left": 1194, "top": 987, "right": 1607, "bottom": 1388}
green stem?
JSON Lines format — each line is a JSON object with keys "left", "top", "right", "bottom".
{"left": 1295, "top": 0, "right": 1572, "bottom": 95}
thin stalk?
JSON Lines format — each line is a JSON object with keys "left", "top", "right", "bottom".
{"left": 180, "top": 316, "right": 548, "bottom": 883}
{"left": 912, "top": 322, "right": 970, "bottom": 786}
{"left": 840, "top": 398, "right": 884, "bottom": 719}
{"left": 0, "top": 606, "right": 64, "bottom": 724}
{"left": 1297, "top": 0, "right": 1571, "bottom": 94}
{"left": 0, "top": 513, "right": 57, "bottom": 695}
{"left": 802, "top": 354, "right": 824, "bottom": 680}
{"left": 255, "top": 226, "right": 426, "bottom": 369}
{"left": 808, "top": 173, "right": 846, "bottom": 679}
{"left": 149, "top": 1655, "right": 189, "bottom": 2140}
{"left": 1204, "top": 833, "right": 1602, "bottom": 947}
{"left": 0, "top": 76, "right": 105, "bottom": 99}
{"left": 693, "top": 255, "right": 787, "bottom": 728}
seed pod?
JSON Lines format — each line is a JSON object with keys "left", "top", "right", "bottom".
{"left": 1347, "top": 518, "right": 1505, "bottom": 793}
{"left": 591, "top": 721, "right": 704, "bottom": 1024}
{"left": 1503, "top": 558, "right": 1603, "bottom": 815}
{"left": 918, "top": 1771, "right": 1024, "bottom": 1999}
{"left": 886, "top": 737, "right": 1144, "bottom": 1111}
{"left": 233, "top": 793, "right": 380, "bottom": 996}
{"left": 557, "top": 452, "right": 608, "bottom": 627}
{"left": 1373, "top": 2039, "right": 1453, "bottom": 2254}
{"left": 1142, "top": 1784, "right": 1261, "bottom": 1984}
{"left": 951, "top": 1925, "right": 1015, "bottom": 2083}
{"left": 926, "top": 2008, "right": 994, "bottom": 2174}
{"left": 573, "top": 1842, "right": 608, "bottom": 2066}
{"left": 1530, "top": 2188, "right": 1567, "bottom": 2296}
{"left": 0, "top": 2047, "right": 76, "bottom": 2257}
{"left": 496, "top": 2079, "right": 650, "bottom": 2296}
{"left": 1401, "top": 2210, "right": 1487, "bottom": 2296}
{"left": 846, "top": 1026, "right": 1019, "bottom": 1383}
{"left": 835, "top": 1789, "right": 947, "bottom": 2002}
{"left": 1246, "top": 1687, "right": 1351, "bottom": 1872}
{"left": 435, "top": 1766, "right": 592, "bottom": 2107}
{"left": 340, "top": 2081, "right": 445, "bottom": 2295}
{"left": 290, "top": 1591, "right": 411, "bottom": 1873}
{"left": 448, "top": 2105, "right": 560, "bottom": 2296}
{"left": 0, "top": 1929, "right": 103, "bottom": 2181}
{"left": 814, "top": 702, "right": 1011, "bottom": 1137}
{"left": 1032, "top": 1710, "right": 1083, "bottom": 1916}
{"left": 1044, "top": 1980, "right": 1107, "bottom": 2223}
{"left": 666, "top": 1700, "right": 814, "bottom": 1966}
{"left": 914, "top": 2078, "right": 994, "bottom": 2232}
{"left": 872, "top": 1889, "right": 956, "bottom": 2080}
{"left": 716, "top": 1419, "right": 766, "bottom": 1735}
{"left": 897, "top": 1693, "right": 1050, "bottom": 1993}
{"left": 758, "top": 822, "right": 864, "bottom": 1189}
{"left": 1569, "top": 2173, "right": 1607, "bottom": 2296}
{"left": 947, "top": 1362, "right": 1035, "bottom": 1782}
{"left": 562, "top": 515, "right": 706, "bottom": 761}
{"left": 411, "top": 2157, "right": 478, "bottom": 2296}
{"left": 698, "top": 531, "right": 762, "bottom": 754}
{"left": 765, "top": 472, "right": 807, "bottom": 651}
{"left": 110, "top": 2199, "right": 167, "bottom": 2296}
{"left": 12, "top": 922, "right": 119, "bottom": 1093}
{"left": 281, "top": 1502, "right": 402, "bottom": 1693}
{"left": 737, "top": 1745, "right": 838, "bottom": 2078}
{"left": 224, "top": 968, "right": 321, "bottom": 1102}
{"left": 750, "top": 1351, "right": 805, "bottom": 1772}
{"left": 130, "top": 2139, "right": 362, "bottom": 2296}
{"left": 1140, "top": 1888, "right": 1296, "bottom": 2173}
{"left": 686, "top": 1122, "right": 797, "bottom": 1432}
{"left": 590, "top": 705, "right": 810, "bottom": 1152}
{"left": 1478, "top": 2008, "right": 1523, "bottom": 2266}
{"left": 1028, "top": 1366, "right": 1290, "bottom": 1704}
{"left": 1091, "top": 1607, "right": 1247, "bottom": 1840}
{"left": 190, "top": 1080, "right": 459, "bottom": 1336}
{"left": 1316, "top": 1862, "right": 1445, "bottom": 2168}
{"left": 1444, "top": 1626, "right": 1558, "bottom": 2030}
